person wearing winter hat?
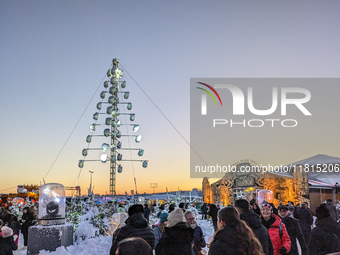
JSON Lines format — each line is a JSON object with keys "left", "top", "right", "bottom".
{"left": 128, "top": 204, "right": 144, "bottom": 216}
{"left": 155, "top": 208, "right": 194, "bottom": 255}
{"left": 261, "top": 201, "right": 291, "bottom": 255}
{"left": 0, "top": 226, "right": 18, "bottom": 255}
{"left": 278, "top": 205, "right": 308, "bottom": 255}
{"left": 308, "top": 203, "right": 340, "bottom": 255}
{"left": 167, "top": 208, "right": 185, "bottom": 227}
{"left": 110, "top": 204, "right": 154, "bottom": 255}
{"left": 154, "top": 212, "right": 169, "bottom": 247}
{"left": 159, "top": 212, "right": 169, "bottom": 224}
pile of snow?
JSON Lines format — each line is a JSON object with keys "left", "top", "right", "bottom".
{"left": 13, "top": 232, "right": 113, "bottom": 255}
{"left": 38, "top": 236, "right": 112, "bottom": 255}
{"left": 75, "top": 221, "right": 98, "bottom": 243}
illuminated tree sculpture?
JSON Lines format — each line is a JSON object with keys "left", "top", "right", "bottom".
{"left": 78, "top": 58, "right": 148, "bottom": 196}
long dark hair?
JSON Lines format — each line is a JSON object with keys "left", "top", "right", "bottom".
{"left": 209, "top": 206, "right": 264, "bottom": 255}
{"left": 117, "top": 237, "right": 152, "bottom": 255}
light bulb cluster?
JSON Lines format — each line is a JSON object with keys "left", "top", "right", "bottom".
{"left": 78, "top": 58, "right": 148, "bottom": 180}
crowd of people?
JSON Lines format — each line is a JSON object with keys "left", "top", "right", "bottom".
{"left": 1, "top": 198, "right": 340, "bottom": 255}
{"left": 109, "top": 199, "right": 340, "bottom": 255}
{"left": 0, "top": 203, "right": 36, "bottom": 255}
{"left": 110, "top": 203, "right": 207, "bottom": 255}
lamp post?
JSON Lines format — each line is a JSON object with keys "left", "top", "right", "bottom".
{"left": 150, "top": 183, "right": 157, "bottom": 194}
{"left": 88, "top": 171, "right": 94, "bottom": 198}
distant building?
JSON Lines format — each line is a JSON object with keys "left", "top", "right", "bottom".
{"left": 202, "top": 154, "right": 340, "bottom": 213}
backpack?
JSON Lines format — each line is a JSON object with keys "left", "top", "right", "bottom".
{"left": 271, "top": 222, "right": 283, "bottom": 239}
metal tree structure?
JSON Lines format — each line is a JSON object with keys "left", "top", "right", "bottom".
{"left": 78, "top": 58, "right": 148, "bottom": 196}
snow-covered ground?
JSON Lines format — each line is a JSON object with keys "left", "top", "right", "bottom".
{"left": 13, "top": 216, "right": 215, "bottom": 255}
{"left": 13, "top": 217, "right": 307, "bottom": 255}
{"left": 13, "top": 234, "right": 112, "bottom": 255}
{"left": 13, "top": 233, "right": 26, "bottom": 255}
{"left": 13, "top": 213, "right": 308, "bottom": 255}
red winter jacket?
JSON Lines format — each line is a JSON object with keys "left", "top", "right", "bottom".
{"left": 267, "top": 215, "right": 291, "bottom": 255}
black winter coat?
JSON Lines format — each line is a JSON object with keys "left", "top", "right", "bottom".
{"left": 9, "top": 221, "right": 20, "bottom": 235}
{"left": 209, "top": 225, "right": 260, "bottom": 255}
{"left": 155, "top": 222, "right": 194, "bottom": 255}
{"left": 201, "top": 205, "right": 208, "bottom": 214}
{"left": 2, "top": 211, "right": 12, "bottom": 225}
{"left": 208, "top": 204, "right": 219, "bottom": 231}
{"left": 326, "top": 201, "right": 339, "bottom": 221}
{"left": 294, "top": 207, "right": 313, "bottom": 233}
{"left": 280, "top": 216, "right": 309, "bottom": 255}
{"left": 143, "top": 208, "right": 150, "bottom": 222}
{"left": 0, "top": 236, "right": 17, "bottom": 255}
{"left": 193, "top": 225, "right": 206, "bottom": 249}
{"left": 21, "top": 210, "right": 34, "bottom": 235}
{"left": 109, "top": 212, "right": 155, "bottom": 255}
{"left": 240, "top": 209, "right": 273, "bottom": 255}
{"left": 208, "top": 205, "right": 218, "bottom": 220}
{"left": 309, "top": 217, "right": 340, "bottom": 255}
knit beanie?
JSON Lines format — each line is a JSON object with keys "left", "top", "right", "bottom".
{"left": 1, "top": 226, "right": 13, "bottom": 238}
{"left": 260, "top": 200, "right": 273, "bottom": 212}
{"left": 316, "top": 203, "right": 330, "bottom": 219}
{"left": 167, "top": 208, "right": 185, "bottom": 227}
{"left": 128, "top": 204, "right": 144, "bottom": 217}
{"left": 159, "top": 212, "right": 169, "bottom": 223}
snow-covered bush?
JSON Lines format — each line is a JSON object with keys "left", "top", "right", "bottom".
{"left": 66, "top": 200, "right": 118, "bottom": 243}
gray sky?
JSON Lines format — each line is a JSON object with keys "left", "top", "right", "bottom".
{"left": 1, "top": 1, "right": 339, "bottom": 194}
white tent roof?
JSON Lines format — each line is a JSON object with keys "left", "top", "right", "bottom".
{"left": 283, "top": 154, "right": 340, "bottom": 186}
{"left": 287, "top": 154, "right": 340, "bottom": 167}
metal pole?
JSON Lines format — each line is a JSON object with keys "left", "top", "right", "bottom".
{"left": 109, "top": 59, "right": 119, "bottom": 196}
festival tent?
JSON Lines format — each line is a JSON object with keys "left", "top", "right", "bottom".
{"left": 284, "top": 154, "right": 340, "bottom": 186}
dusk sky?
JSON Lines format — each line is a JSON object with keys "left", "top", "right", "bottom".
{"left": 1, "top": 1, "right": 339, "bottom": 196}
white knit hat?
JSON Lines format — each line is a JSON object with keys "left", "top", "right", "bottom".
{"left": 167, "top": 208, "right": 185, "bottom": 227}
{"left": 1, "top": 226, "right": 13, "bottom": 238}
